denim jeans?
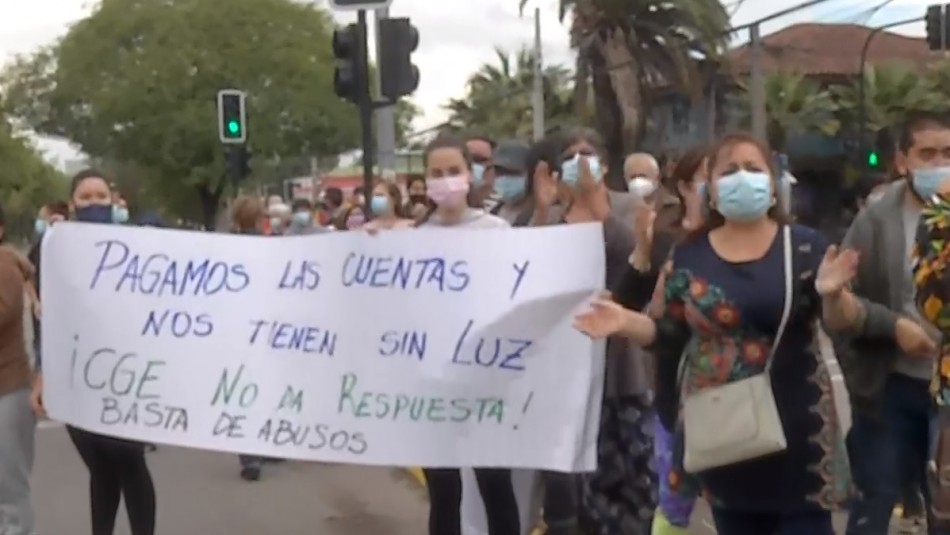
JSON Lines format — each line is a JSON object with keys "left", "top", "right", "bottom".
{"left": 846, "top": 373, "right": 931, "bottom": 535}
{"left": 0, "top": 389, "right": 35, "bottom": 535}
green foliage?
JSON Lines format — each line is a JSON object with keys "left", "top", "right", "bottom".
{"left": 1, "top": 0, "right": 362, "bottom": 226}
{"left": 734, "top": 72, "right": 839, "bottom": 150}
{"left": 832, "top": 64, "right": 941, "bottom": 135}
{"left": 0, "top": 115, "right": 66, "bottom": 242}
{"left": 443, "top": 47, "right": 575, "bottom": 139}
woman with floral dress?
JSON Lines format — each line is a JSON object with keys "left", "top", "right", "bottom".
{"left": 574, "top": 132, "right": 860, "bottom": 534}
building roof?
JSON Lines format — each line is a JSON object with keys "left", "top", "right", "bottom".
{"left": 726, "top": 23, "right": 933, "bottom": 76}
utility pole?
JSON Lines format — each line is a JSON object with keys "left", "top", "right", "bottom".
{"left": 375, "top": 7, "right": 398, "bottom": 178}
{"left": 734, "top": 0, "right": 836, "bottom": 144}
{"left": 531, "top": 7, "right": 544, "bottom": 141}
{"left": 749, "top": 24, "right": 766, "bottom": 143}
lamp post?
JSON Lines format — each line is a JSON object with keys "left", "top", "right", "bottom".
{"left": 857, "top": 17, "right": 922, "bottom": 158}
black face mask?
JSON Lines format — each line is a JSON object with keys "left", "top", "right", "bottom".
{"left": 75, "top": 204, "right": 113, "bottom": 224}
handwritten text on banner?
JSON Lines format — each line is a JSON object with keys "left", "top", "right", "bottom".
{"left": 40, "top": 222, "right": 606, "bottom": 471}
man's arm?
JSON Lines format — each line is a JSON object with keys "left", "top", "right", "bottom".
{"left": 841, "top": 208, "right": 900, "bottom": 339}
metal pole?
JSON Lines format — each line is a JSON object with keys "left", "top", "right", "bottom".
{"left": 356, "top": 10, "right": 376, "bottom": 219}
{"left": 857, "top": 16, "right": 921, "bottom": 158}
{"left": 374, "top": 8, "right": 397, "bottom": 179}
{"left": 531, "top": 7, "right": 544, "bottom": 141}
{"left": 749, "top": 24, "right": 767, "bottom": 143}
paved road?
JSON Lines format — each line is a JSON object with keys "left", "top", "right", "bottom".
{"left": 32, "top": 424, "right": 427, "bottom": 535}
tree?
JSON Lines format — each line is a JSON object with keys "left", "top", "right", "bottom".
{"left": 833, "top": 64, "right": 940, "bottom": 137}
{"left": 522, "top": 0, "right": 730, "bottom": 188}
{"left": 0, "top": 109, "right": 66, "bottom": 241}
{"left": 1, "top": 0, "right": 361, "bottom": 227}
{"left": 444, "top": 47, "right": 575, "bottom": 140}
{"left": 733, "top": 72, "right": 839, "bottom": 151}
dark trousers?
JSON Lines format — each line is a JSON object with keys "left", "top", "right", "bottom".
{"left": 712, "top": 509, "right": 834, "bottom": 535}
{"left": 846, "top": 373, "right": 931, "bottom": 535}
{"left": 423, "top": 468, "right": 520, "bottom": 535}
{"left": 540, "top": 471, "right": 578, "bottom": 535}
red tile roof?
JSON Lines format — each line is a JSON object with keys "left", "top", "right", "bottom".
{"left": 726, "top": 23, "right": 934, "bottom": 76}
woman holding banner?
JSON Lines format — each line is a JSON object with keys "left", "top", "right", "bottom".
{"left": 413, "top": 134, "right": 522, "bottom": 535}
{"left": 31, "top": 169, "right": 157, "bottom": 535}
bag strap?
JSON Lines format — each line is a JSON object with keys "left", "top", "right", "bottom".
{"left": 675, "top": 225, "right": 794, "bottom": 389}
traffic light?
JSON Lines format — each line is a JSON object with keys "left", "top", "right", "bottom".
{"left": 926, "top": 4, "right": 949, "bottom": 50}
{"left": 226, "top": 145, "right": 251, "bottom": 182}
{"left": 378, "top": 18, "right": 420, "bottom": 101}
{"left": 867, "top": 151, "right": 880, "bottom": 168}
{"left": 333, "top": 24, "right": 362, "bottom": 103}
{"left": 217, "top": 90, "right": 247, "bottom": 144}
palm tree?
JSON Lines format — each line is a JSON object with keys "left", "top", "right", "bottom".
{"left": 833, "top": 64, "right": 940, "bottom": 136}
{"left": 520, "top": 0, "right": 730, "bottom": 186}
{"left": 444, "top": 47, "right": 575, "bottom": 139}
{"left": 733, "top": 72, "right": 839, "bottom": 151}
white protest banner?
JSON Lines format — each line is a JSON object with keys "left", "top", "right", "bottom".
{"left": 40, "top": 222, "right": 606, "bottom": 471}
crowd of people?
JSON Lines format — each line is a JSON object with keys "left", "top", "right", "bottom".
{"left": 2, "top": 110, "right": 950, "bottom": 535}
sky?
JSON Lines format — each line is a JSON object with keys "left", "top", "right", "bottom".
{"left": 0, "top": 0, "right": 936, "bottom": 165}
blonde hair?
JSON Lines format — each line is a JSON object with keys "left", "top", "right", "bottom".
{"left": 231, "top": 195, "right": 264, "bottom": 232}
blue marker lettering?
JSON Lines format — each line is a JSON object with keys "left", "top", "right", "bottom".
{"left": 278, "top": 260, "right": 321, "bottom": 290}
{"left": 89, "top": 239, "right": 250, "bottom": 296}
{"left": 510, "top": 260, "right": 530, "bottom": 299}
{"left": 451, "top": 319, "right": 530, "bottom": 371}
{"left": 141, "top": 309, "right": 213, "bottom": 338}
{"left": 341, "top": 253, "right": 470, "bottom": 292}
{"left": 248, "top": 319, "right": 337, "bottom": 356}
{"left": 378, "top": 330, "right": 427, "bottom": 360}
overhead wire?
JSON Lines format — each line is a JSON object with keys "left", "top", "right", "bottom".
{"left": 404, "top": 0, "right": 855, "bottom": 139}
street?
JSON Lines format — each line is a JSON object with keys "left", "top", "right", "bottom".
{"left": 32, "top": 423, "right": 427, "bottom": 535}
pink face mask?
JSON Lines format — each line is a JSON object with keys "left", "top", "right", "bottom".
{"left": 426, "top": 175, "right": 470, "bottom": 207}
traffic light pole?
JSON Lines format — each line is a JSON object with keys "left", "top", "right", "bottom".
{"left": 857, "top": 16, "right": 921, "bottom": 161}
{"left": 356, "top": 10, "right": 376, "bottom": 220}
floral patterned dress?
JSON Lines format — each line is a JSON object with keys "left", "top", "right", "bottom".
{"left": 913, "top": 193, "right": 950, "bottom": 405}
{"left": 652, "top": 224, "right": 851, "bottom": 512}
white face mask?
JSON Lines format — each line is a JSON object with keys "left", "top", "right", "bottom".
{"left": 627, "top": 176, "right": 657, "bottom": 199}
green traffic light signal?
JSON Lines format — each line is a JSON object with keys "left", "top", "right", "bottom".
{"left": 227, "top": 120, "right": 241, "bottom": 136}
{"left": 868, "top": 151, "right": 879, "bottom": 167}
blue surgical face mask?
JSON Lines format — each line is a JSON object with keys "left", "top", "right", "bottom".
{"left": 714, "top": 170, "right": 773, "bottom": 222}
{"left": 370, "top": 194, "right": 391, "bottom": 214}
{"left": 292, "top": 211, "right": 312, "bottom": 226}
{"left": 912, "top": 166, "right": 950, "bottom": 201}
{"left": 76, "top": 204, "right": 114, "bottom": 224}
{"left": 561, "top": 154, "right": 602, "bottom": 186}
{"left": 34, "top": 219, "right": 47, "bottom": 236}
{"left": 494, "top": 174, "right": 526, "bottom": 201}
{"left": 471, "top": 163, "right": 486, "bottom": 186}
{"left": 112, "top": 205, "right": 129, "bottom": 224}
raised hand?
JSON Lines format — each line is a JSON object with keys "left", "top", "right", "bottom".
{"left": 533, "top": 161, "right": 558, "bottom": 209}
{"left": 573, "top": 295, "right": 629, "bottom": 339}
{"left": 815, "top": 245, "right": 859, "bottom": 297}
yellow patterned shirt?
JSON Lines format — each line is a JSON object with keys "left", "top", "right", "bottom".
{"left": 912, "top": 193, "right": 950, "bottom": 405}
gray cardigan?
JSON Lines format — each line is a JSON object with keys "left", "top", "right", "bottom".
{"left": 837, "top": 180, "right": 938, "bottom": 416}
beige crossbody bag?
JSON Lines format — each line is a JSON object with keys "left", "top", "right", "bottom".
{"left": 682, "top": 224, "right": 792, "bottom": 474}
